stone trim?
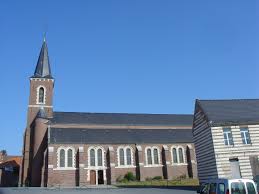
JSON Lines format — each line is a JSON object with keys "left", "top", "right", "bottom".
{"left": 48, "top": 165, "right": 53, "bottom": 169}
{"left": 48, "top": 147, "right": 54, "bottom": 152}
{"left": 115, "top": 165, "right": 136, "bottom": 169}
{"left": 30, "top": 78, "right": 54, "bottom": 82}
{"left": 53, "top": 167, "right": 77, "bottom": 171}
{"left": 79, "top": 164, "right": 85, "bottom": 168}
{"left": 28, "top": 105, "right": 53, "bottom": 108}
{"left": 79, "top": 147, "right": 84, "bottom": 153}
{"left": 144, "top": 164, "right": 163, "bottom": 168}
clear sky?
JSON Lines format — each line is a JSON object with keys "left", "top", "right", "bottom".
{"left": 0, "top": 0, "right": 258, "bottom": 155}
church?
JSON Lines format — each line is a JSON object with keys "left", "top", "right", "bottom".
{"left": 20, "top": 39, "right": 197, "bottom": 187}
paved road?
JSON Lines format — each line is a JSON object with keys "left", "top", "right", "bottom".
{"left": 0, "top": 188, "right": 197, "bottom": 194}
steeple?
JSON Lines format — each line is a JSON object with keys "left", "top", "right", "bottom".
{"left": 33, "top": 38, "right": 52, "bottom": 78}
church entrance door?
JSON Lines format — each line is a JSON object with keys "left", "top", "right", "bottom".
{"left": 98, "top": 170, "right": 104, "bottom": 184}
{"left": 90, "top": 170, "right": 96, "bottom": 185}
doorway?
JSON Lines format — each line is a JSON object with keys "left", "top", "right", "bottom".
{"left": 90, "top": 170, "right": 96, "bottom": 185}
{"left": 98, "top": 170, "right": 104, "bottom": 184}
{"left": 230, "top": 158, "right": 241, "bottom": 178}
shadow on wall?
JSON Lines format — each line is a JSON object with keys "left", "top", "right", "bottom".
{"left": 30, "top": 128, "right": 48, "bottom": 187}
{"left": 186, "top": 147, "right": 193, "bottom": 178}
{"left": 0, "top": 164, "right": 20, "bottom": 187}
{"left": 75, "top": 151, "right": 79, "bottom": 186}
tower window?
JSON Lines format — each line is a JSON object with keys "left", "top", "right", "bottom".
{"left": 38, "top": 87, "right": 45, "bottom": 104}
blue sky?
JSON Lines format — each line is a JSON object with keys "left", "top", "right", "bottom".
{"left": 0, "top": 0, "right": 258, "bottom": 155}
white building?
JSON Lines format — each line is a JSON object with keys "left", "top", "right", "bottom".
{"left": 193, "top": 99, "right": 259, "bottom": 183}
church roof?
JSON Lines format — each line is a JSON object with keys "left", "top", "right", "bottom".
{"left": 36, "top": 107, "right": 47, "bottom": 119}
{"left": 32, "top": 39, "right": 52, "bottom": 78}
{"left": 49, "top": 128, "right": 193, "bottom": 144}
{"left": 197, "top": 99, "right": 259, "bottom": 126}
{"left": 51, "top": 112, "right": 193, "bottom": 126}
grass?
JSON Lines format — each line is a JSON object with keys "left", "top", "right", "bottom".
{"left": 115, "top": 178, "right": 199, "bottom": 187}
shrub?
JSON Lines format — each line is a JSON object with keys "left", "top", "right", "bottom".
{"left": 116, "top": 175, "right": 124, "bottom": 183}
{"left": 145, "top": 177, "right": 152, "bottom": 181}
{"left": 124, "top": 172, "right": 136, "bottom": 181}
{"left": 152, "top": 176, "right": 162, "bottom": 180}
{"left": 176, "top": 174, "right": 187, "bottom": 180}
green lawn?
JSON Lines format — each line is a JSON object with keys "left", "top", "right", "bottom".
{"left": 115, "top": 179, "right": 199, "bottom": 187}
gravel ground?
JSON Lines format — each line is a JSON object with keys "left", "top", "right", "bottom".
{"left": 0, "top": 187, "right": 197, "bottom": 194}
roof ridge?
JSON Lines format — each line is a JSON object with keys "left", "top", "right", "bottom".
{"left": 197, "top": 98, "right": 259, "bottom": 101}
{"left": 53, "top": 111, "right": 193, "bottom": 116}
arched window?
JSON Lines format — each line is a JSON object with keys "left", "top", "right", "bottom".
{"left": 179, "top": 148, "right": 184, "bottom": 163}
{"left": 38, "top": 87, "right": 45, "bottom": 103}
{"left": 59, "top": 149, "right": 65, "bottom": 167}
{"left": 172, "top": 148, "right": 178, "bottom": 163}
{"left": 126, "top": 148, "right": 131, "bottom": 165}
{"left": 119, "top": 148, "right": 125, "bottom": 165}
{"left": 153, "top": 148, "right": 159, "bottom": 164}
{"left": 147, "top": 148, "right": 152, "bottom": 165}
{"left": 67, "top": 149, "right": 73, "bottom": 167}
{"left": 97, "top": 149, "right": 103, "bottom": 166}
{"left": 90, "top": 149, "right": 95, "bottom": 166}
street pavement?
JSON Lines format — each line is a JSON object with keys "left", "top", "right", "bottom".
{"left": 0, "top": 187, "right": 197, "bottom": 194}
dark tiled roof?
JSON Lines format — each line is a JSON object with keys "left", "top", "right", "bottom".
{"left": 32, "top": 39, "right": 52, "bottom": 79}
{"left": 49, "top": 128, "right": 193, "bottom": 144}
{"left": 197, "top": 99, "right": 259, "bottom": 126}
{"left": 37, "top": 107, "right": 47, "bottom": 119}
{"left": 51, "top": 112, "right": 193, "bottom": 126}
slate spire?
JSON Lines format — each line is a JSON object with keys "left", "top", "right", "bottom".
{"left": 33, "top": 38, "right": 52, "bottom": 78}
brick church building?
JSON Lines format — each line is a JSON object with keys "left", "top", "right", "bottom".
{"left": 20, "top": 39, "right": 197, "bottom": 187}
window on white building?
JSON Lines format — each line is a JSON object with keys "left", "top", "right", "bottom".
{"left": 223, "top": 128, "right": 234, "bottom": 146}
{"left": 240, "top": 128, "right": 251, "bottom": 144}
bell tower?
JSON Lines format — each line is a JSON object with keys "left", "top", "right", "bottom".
{"left": 20, "top": 38, "right": 54, "bottom": 186}
{"left": 27, "top": 38, "right": 54, "bottom": 126}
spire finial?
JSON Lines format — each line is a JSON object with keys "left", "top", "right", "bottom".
{"left": 43, "top": 32, "right": 46, "bottom": 42}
